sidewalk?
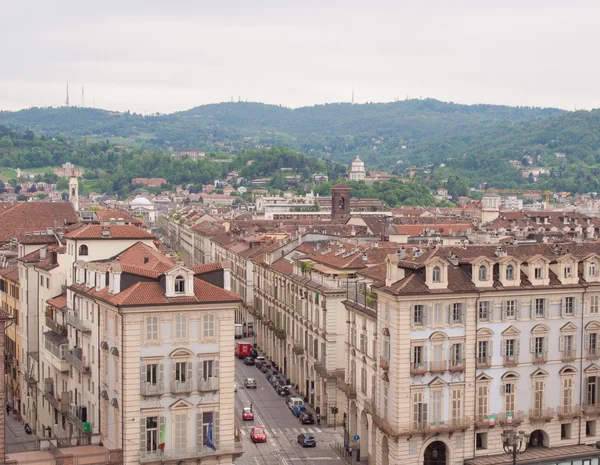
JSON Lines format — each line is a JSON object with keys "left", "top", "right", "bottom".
{"left": 5, "top": 409, "right": 39, "bottom": 453}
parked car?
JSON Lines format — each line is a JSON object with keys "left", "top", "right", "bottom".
{"left": 300, "top": 412, "right": 314, "bottom": 425}
{"left": 287, "top": 397, "right": 304, "bottom": 410}
{"left": 260, "top": 364, "right": 271, "bottom": 373}
{"left": 255, "top": 356, "right": 266, "bottom": 368}
{"left": 293, "top": 405, "right": 306, "bottom": 417}
{"left": 277, "top": 385, "right": 291, "bottom": 396}
{"left": 242, "top": 407, "right": 254, "bottom": 421}
{"left": 244, "top": 357, "right": 255, "bottom": 366}
{"left": 297, "top": 433, "right": 316, "bottom": 447}
{"left": 251, "top": 427, "right": 267, "bottom": 443}
{"left": 244, "top": 378, "right": 257, "bottom": 389}
{"left": 250, "top": 348, "right": 258, "bottom": 358}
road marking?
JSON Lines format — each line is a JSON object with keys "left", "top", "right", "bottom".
{"left": 288, "top": 458, "right": 341, "bottom": 461}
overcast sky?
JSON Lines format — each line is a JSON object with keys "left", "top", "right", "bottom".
{"left": 1, "top": 0, "right": 599, "bottom": 113}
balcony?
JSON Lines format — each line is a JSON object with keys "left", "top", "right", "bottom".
{"left": 45, "top": 316, "right": 67, "bottom": 337}
{"left": 562, "top": 349, "right": 576, "bottom": 362}
{"left": 503, "top": 354, "right": 519, "bottom": 367}
{"left": 475, "top": 414, "right": 496, "bottom": 428}
{"left": 532, "top": 352, "right": 547, "bottom": 364}
{"left": 198, "top": 377, "right": 219, "bottom": 392}
{"left": 66, "top": 312, "right": 92, "bottom": 333}
{"left": 44, "top": 382, "right": 68, "bottom": 413}
{"left": 65, "top": 349, "right": 91, "bottom": 373}
{"left": 587, "top": 347, "right": 600, "bottom": 360}
{"left": 429, "top": 360, "right": 447, "bottom": 374}
{"left": 139, "top": 442, "right": 245, "bottom": 463}
{"left": 558, "top": 405, "right": 581, "bottom": 419}
{"left": 498, "top": 411, "right": 525, "bottom": 426}
{"left": 292, "top": 344, "right": 305, "bottom": 355}
{"left": 449, "top": 359, "right": 465, "bottom": 372}
{"left": 426, "top": 418, "right": 471, "bottom": 433}
{"left": 476, "top": 355, "right": 491, "bottom": 369}
{"left": 141, "top": 382, "right": 164, "bottom": 397}
{"left": 171, "top": 379, "right": 193, "bottom": 394}
{"left": 67, "top": 405, "right": 92, "bottom": 433}
{"left": 410, "top": 362, "right": 427, "bottom": 376}
{"left": 529, "top": 408, "right": 554, "bottom": 422}
{"left": 584, "top": 403, "right": 600, "bottom": 417}
{"left": 23, "top": 370, "right": 37, "bottom": 385}
{"left": 338, "top": 380, "right": 357, "bottom": 399}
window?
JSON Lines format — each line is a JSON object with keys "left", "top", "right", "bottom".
{"left": 503, "top": 381, "right": 515, "bottom": 414}
{"left": 433, "top": 303, "right": 443, "bottom": 325}
{"left": 451, "top": 343, "right": 463, "bottom": 368}
{"left": 174, "top": 361, "right": 187, "bottom": 382}
{"left": 564, "top": 266, "right": 573, "bottom": 279}
{"left": 561, "top": 334, "right": 575, "bottom": 359}
{"left": 202, "top": 412, "right": 218, "bottom": 447}
{"left": 430, "top": 389, "right": 442, "bottom": 424}
{"left": 477, "top": 384, "right": 489, "bottom": 421}
{"left": 412, "top": 345, "right": 424, "bottom": 365}
{"left": 361, "top": 367, "right": 367, "bottom": 393}
{"left": 412, "top": 391, "right": 426, "bottom": 430}
{"left": 534, "top": 299, "right": 546, "bottom": 318}
{"left": 174, "top": 276, "right": 186, "bottom": 294}
{"left": 564, "top": 297, "right": 574, "bottom": 316}
{"left": 451, "top": 388, "right": 462, "bottom": 423}
{"left": 591, "top": 296, "right": 599, "bottom": 314}
{"left": 383, "top": 385, "right": 388, "bottom": 421}
{"left": 478, "top": 301, "right": 490, "bottom": 322}
{"left": 412, "top": 305, "right": 424, "bottom": 326}
{"left": 533, "top": 336, "right": 546, "bottom": 355}
{"left": 382, "top": 337, "right": 390, "bottom": 360}
{"left": 79, "top": 244, "right": 88, "bottom": 256}
{"left": 562, "top": 377, "right": 573, "bottom": 411}
{"left": 200, "top": 360, "right": 218, "bottom": 379}
{"left": 146, "top": 363, "right": 158, "bottom": 385}
{"left": 432, "top": 266, "right": 441, "bottom": 283}
{"left": 504, "top": 300, "right": 517, "bottom": 319}
{"left": 533, "top": 378, "right": 545, "bottom": 411}
{"left": 145, "top": 316, "right": 158, "bottom": 341}
{"left": 502, "top": 338, "right": 519, "bottom": 362}
{"left": 476, "top": 432, "right": 488, "bottom": 450}
{"left": 145, "top": 417, "right": 158, "bottom": 453}
{"left": 40, "top": 275, "right": 44, "bottom": 287}
{"left": 588, "top": 376, "right": 599, "bottom": 406}
{"left": 587, "top": 420, "right": 597, "bottom": 437}
{"left": 175, "top": 414, "right": 188, "bottom": 451}
{"left": 451, "top": 303, "right": 463, "bottom": 324}
{"left": 590, "top": 262, "right": 597, "bottom": 277}
{"left": 477, "top": 340, "right": 490, "bottom": 366}
{"left": 561, "top": 423, "right": 571, "bottom": 440}
{"left": 479, "top": 265, "right": 487, "bottom": 281}
{"left": 587, "top": 330, "right": 599, "bottom": 358}
{"left": 174, "top": 315, "right": 188, "bottom": 339}
{"left": 203, "top": 314, "right": 215, "bottom": 338}
{"left": 506, "top": 265, "right": 514, "bottom": 280}
{"left": 534, "top": 267, "right": 544, "bottom": 279}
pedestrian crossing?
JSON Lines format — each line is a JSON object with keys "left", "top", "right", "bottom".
{"left": 240, "top": 426, "right": 323, "bottom": 436}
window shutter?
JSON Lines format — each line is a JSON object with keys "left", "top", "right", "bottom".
{"left": 530, "top": 337, "right": 535, "bottom": 354}
{"left": 447, "top": 306, "right": 451, "bottom": 324}
{"left": 500, "top": 383, "right": 505, "bottom": 395}
{"left": 575, "top": 297, "right": 580, "bottom": 315}
{"left": 423, "top": 306, "right": 429, "bottom": 326}
{"left": 585, "top": 334, "right": 590, "bottom": 350}
{"left": 140, "top": 417, "right": 146, "bottom": 452}
{"left": 172, "top": 363, "right": 176, "bottom": 380}
{"left": 544, "top": 299, "right": 550, "bottom": 318}
{"left": 574, "top": 333, "right": 578, "bottom": 351}
{"left": 544, "top": 336, "right": 548, "bottom": 352}
{"left": 423, "top": 346, "right": 428, "bottom": 363}
{"left": 410, "top": 306, "right": 415, "bottom": 327}
{"left": 530, "top": 299, "right": 535, "bottom": 319}
{"left": 213, "top": 411, "right": 220, "bottom": 448}
{"left": 561, "top": 298, "right": 566, "bottom": 316}
{"left": 187, "top": 361, "right": 193, "bottom": 383}
{"left": 516, "top": 300, "right": 521, "bottom": 319}
{"left": 198, "top": 360, "right": 204, "bottom": 380}
{"left": 141, "top": 363, "right": 146, "bottom": 385}
{"left": 559, "top": 336, "right": 565, "bottom": 352}
{"left": 501, "top": 340, "right": 506, "bottom": 356}
{"left": 422, "top": 403, "right": 428, "bottom": 423}
{"left": 515, "top": 339, "right": 520, "bottom": 355}
{"left": 461, "top": 305, "right": 466, "bottom": 324}
{"left": 196, "top": 412, "right": 203, "bottom": 448}
{"left": 159, "top": 415, "right": 166, "bottom": 448}
{"left": 214, "top": 360, "right": 220, "bottom": 378}
{"left": 501, "top": 301, "right": 507, "bottom": 321}
{"left": 489, "top": 341, "right": 493, "bottom": 357}
{"left": 410, "top": 346, "right": 414, "bottom": 364}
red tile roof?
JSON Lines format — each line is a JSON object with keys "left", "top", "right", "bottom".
{"left": 0, "top": 266, "right": 19, "bottom": 283}
{"left": 64, "top": 225, "right": 155, "bottom": 240}
{"left": 0, "top": 202, "right": 78, "bottom": 243}
{"left": 190, "top": 262, "right": 227, "bottom": 275}
{"left": 47, "top": 294, "right": 67, "bottom": 310}
{"left": 94, "top": 210, "right": 144, "bottom": 225}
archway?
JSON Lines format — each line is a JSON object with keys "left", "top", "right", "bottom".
{"left": 370, "top": 419, "right": 377, "bottom": 465}
{"left": 349, "top": 401, "right": 358, "bottom": 444}
{"left": 529, "top": 429, "right": 548, "bottom": 448}
{"left": 359, "top": 409, "right": 369, "bottom": 463}
{"left": 381, "top": 435, "right": 389, "bottom": 465}
{"left": 424, "top": 441, "right": 447, "bottom": 465}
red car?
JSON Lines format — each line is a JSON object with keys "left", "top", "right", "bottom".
{"left": 242, "top": 407, "right": 254, "bottom": 421}
{"left": 251, "top": 426, "right": 267, "bottom": 443}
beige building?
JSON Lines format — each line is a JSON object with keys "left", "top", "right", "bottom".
{"left": 355, "top": 243, "right": 600, "bottom": 465}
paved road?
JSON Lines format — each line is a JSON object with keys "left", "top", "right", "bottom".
{"left": 5, "top": 409, "right": 39, "bottom": 453}
{"left": 233, "top": 349, "right": 343, "bottom": 465}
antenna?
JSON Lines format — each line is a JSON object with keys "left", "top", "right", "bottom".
{"left": 81, "top": 83, "right": 85, "bottom": 107}
{"left": 66, "top": 83, "right": 70, "bottom": 107}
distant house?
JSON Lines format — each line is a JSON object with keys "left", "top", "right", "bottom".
{"left": 131, "top": 178, "right": 167, "bottom": 187}
{"left": 53, "top": 162, "right": 85, "bottom": 178}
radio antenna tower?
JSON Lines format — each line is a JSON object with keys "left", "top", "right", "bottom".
{"left": 81, "top": 84, "right": 85, "bottom": 107}
{"left": 65, "top": 83, "right": 70, "bottom": 107}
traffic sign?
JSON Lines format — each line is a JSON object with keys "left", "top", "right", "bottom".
{"left": 354, "top": 435, "right": 360, "bottom": 441}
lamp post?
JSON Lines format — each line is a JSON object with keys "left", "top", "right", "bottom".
{"left": 501, "top": 430, "right": 530, "bottom": 465}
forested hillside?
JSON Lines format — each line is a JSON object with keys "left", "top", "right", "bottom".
{"left": 3, "top": 99, "right": 600, "bottom": 193}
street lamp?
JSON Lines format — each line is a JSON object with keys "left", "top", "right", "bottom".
{"left": 501, "top": 429, "right": 530, "bottom": 465}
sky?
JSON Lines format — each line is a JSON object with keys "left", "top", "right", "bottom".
{"left": 1, "top": 0, "right": 599, "bottom": 114}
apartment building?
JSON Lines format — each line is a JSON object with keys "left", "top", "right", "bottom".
{"left": 0, "top": 266, "right": 21, "bottom": 412}
{"left": 365, "top": 243, "right": 600, "bottom": 465}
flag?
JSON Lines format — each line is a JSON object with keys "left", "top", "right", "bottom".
{"left": 206, "top": 418, "right": 216, "bottom": 451}
{"left": 158, "top": 423, "right": 166, "bottom": 452}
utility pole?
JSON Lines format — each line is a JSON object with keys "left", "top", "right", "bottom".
{"left": 65, "top": 83, "right": 70, "bottom": 107}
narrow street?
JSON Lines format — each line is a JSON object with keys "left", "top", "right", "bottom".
{"left": 233, "top": 342, "right": 344, "bottom": 465}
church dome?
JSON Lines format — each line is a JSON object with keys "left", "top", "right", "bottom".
{"left": 130, "top": 197, "right": 153, "bottom": 206}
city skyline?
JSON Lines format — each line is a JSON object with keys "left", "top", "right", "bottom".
{"left": 2, "top": 1, "right": 600, "bottom": 113}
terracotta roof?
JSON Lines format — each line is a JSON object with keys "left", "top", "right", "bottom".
{"left": 190, "top": 262, "right": 227, "bottom": 275}
{"left": 47, "top": 294, "right": 67, "bottom": 310}
{"left": 332, "top": 183, "right": 351, "bottom": 189}
{"left": 271, "top": 259, "right": 294, "bottom": 275}
{"left": 0, "top": 266, "right": 19, "bottom": 283}
{"left": 0, "top": 202, "right": 78, "bottom": 243}
{"left": 19, "top": 245, "right": 65, "bottom": 271}
{"left": 114, "top": 242, "right": 173, "bottom": 271}
{"left": 94, "top": 210, "right": 144, "bottom": 225}
{"left": 64, "top": 225, "right": 155, "bottom": 240}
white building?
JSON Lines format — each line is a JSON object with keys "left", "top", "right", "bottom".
{"left": 349, "top": 156, "right": 366, "bottom": 182}
{"left": 129, "top": 197, "right": 157, "bottom": 223}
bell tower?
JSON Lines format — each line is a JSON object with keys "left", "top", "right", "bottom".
{"left": 331, "top": 183, "right": 351, "bottom": 221}
{"left": 69, "top": 169, "right": 79, "bottom": 212}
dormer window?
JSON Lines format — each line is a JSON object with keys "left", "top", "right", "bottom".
{"left": 479, "top": 265, "right": 488, "bottom": 281}
{"left": 534, "top": 267, "right": 544, "bottom": 279}
{"left": 432, "top": 266, "right": 441, "bottom": 283}
{"left": 174, "top": 276, "right": 185, "bottom": 293}
{"left": 591, "top": 263, "right": 597, "bottom": 277}
{"left": 79, "top": 244, "right": 88, "bottom": 256}
{"left": 506, "top": 265, "right": 514, "bottom": 280}
{"left": 564, "top": 266, "right": 572, "bottom": 279}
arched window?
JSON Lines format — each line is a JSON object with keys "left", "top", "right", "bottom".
{"left": 506, "top": 265, "right": 514, "bottom": 280}
{"left": 174, "top": 275, "right": 185, "bottom": 293}
{"left": 590, "top": 262, "right": 597, "bottom": 277}
{"left": 432, "top": 266, "right": 441, "bottom": 283}
{"left": 479, "top": 265, "right": 487, "bottom": 281}
{"left": 79, "top": 244, "right": 88, "bottom": 256}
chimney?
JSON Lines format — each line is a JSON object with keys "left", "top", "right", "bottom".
{"left": 39, "top": 247, "right": 47, "bottom": 260}
{"left": 385, "top": 254, "right": 404, "bottom": 286}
